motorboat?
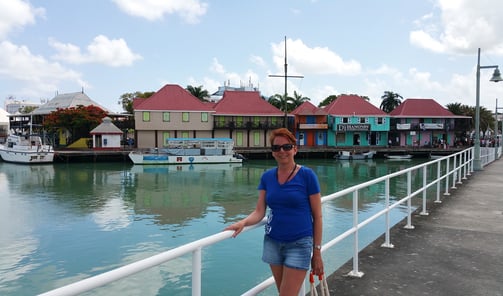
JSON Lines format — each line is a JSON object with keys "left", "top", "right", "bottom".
{"left": 385, "top": 153, "right": 413, "bottom": 160}
{"left": 335, "top": 150, "right": 375, "bottom": 160}
{"left": 129, "top": 138, "right": 243, "bottom": 165}
{"left": 0, "top": 134, "right": 54, "bottom": 164}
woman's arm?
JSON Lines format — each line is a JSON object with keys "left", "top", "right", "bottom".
{"left": 309, "top": 192, "right": 324, "bottom": 275}
{"left": 225, "top": 190, "right": 267, "bottom": 237}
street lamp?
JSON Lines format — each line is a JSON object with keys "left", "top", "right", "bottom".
{"left": 495, "top": 98, "right": 503, "bottom": 160}
{"left": 474, "top": 48, "right": 503, "bottom": 170}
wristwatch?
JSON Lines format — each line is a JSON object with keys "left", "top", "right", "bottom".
{"left": 314, "top": 244, "right": 321, "bottom": 250}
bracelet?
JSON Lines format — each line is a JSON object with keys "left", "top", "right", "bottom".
{"left": 314, "top": 244, "right": 321, "bottom": 250}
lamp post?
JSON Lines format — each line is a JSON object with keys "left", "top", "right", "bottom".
{"left": 495, "top": 98, "right": 503, "bottom": 160}
{"left": 474, "top": 48, "right": 502, "bottom": 170}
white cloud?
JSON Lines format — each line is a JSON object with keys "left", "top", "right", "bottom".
{"left": 112, "top": 0, "right": 208, "bottom": 23}
{"left": 410, "top": 0, "right": 503, "bottom": 54}
{"left": 50, "top": 35, "right": 142, "bottom": 67}
{"left": 271, "top": 38, "right": 362, "bottom": 76}
{"left": 0, "top": 0, "right": 44, "bottom": 40}
{"left": 0, "top": 41, "right": 87, "bottom": 96}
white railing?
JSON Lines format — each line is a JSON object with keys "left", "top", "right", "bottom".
{"left": 40, "top": 147, "right": 496, "bottom": 296}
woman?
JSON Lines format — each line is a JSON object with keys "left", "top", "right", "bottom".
{"left": 225, "top": 128, "right": 324, "bottom": 295}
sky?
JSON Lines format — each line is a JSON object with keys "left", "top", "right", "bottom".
{"left": 1, "top": 0, "right": 503, "bottom": 114}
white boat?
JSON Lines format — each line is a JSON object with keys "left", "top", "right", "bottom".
{"left": 129, "top": 138, "right": 244, "bottom": 165}
{"left": 0, "top": 134, "right": 54, "bottom": 164}
{"left": 385, "top": 153, "right": 413, "bottom": 160}
{"left": 335, "top": 150, "right": 375, "bottom": 160}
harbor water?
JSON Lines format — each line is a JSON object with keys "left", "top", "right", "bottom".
{"left": 0, "top": 158, "right": 432, "bottom": 295}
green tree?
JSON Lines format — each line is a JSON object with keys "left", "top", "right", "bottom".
{"left": 118, "top": 91, "right": 155, "bottom": 113}
{"left": 318, "top": 95, "right": 338, "bottom": 107}
{"left": 43, "top": 105, "right": 108, "bottom": 140}
{"left": 186, "top": 85, "right": 210, "bottom": 102}
{"left": 289, "top": 91, "right": 310, "bottom": 111}
{"left": 380, "top": 91, "right": 403, "bottom": 113}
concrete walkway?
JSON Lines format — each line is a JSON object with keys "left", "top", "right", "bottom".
{"left": 324, "top": 159, "right": 503, "bottom": 296}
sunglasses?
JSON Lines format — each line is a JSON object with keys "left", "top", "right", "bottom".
{"left": 271, "top": 144, "right": 295, "bottom": 152}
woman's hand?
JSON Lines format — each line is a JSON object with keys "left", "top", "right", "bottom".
{"left": 224, "top": 220, "right": 246, "bottom": 238}
{"left": 311, "top": 251, "right": 324, "bottom": 276}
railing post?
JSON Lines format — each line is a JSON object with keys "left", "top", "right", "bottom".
{"left": 347, "top": 190, "right": 364, "bottom": 277}
{"left": 435, "top": 161, "right": 442, "bottom": 204}
{"left": 420, "top": 166, "right": 429, "bottom": 216}
{"left": 381, "top": 178, "right": 394, "bottom": 248}
{"left": 404, "top": 171, "right": 415, "bottom": 229}
{"left": 451, "top": 154, "right": 457, "bottom": 189}
{"left": 457, "top": 154, "right": 463, "bottom": 184}
{"left": 193, "top": 247, "right": 202, "bottom": 296}
{"left": 444, "top": 157, "right": 450, "bottom": 196}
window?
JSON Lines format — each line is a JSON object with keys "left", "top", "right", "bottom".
{"left": 254, "top": 131, "right": 260, "bottom": 146}
{"left": 142, "top": 112, "right": 150, "bottom": 122}
{"left": 201, "top": 112, "right": 208, "bottom": 122}
{"left": 163, "top": 112, "right": 170, "bottom": 122}
{"left": 376, "top": 117, "right": 384, "bottom": 124}
{"left": 163, "top": 132, "right": 170, "bottom": 146}
{"left": 236, "top": 132, "right": 243, "bottom": 146}
{"left": 182, "top": 112, "right": 189, "bottom": 122}
{"left": 360, "top": 117, "right": 366, "bottom": 123}
{"left": 342, "top": 117, "right": 349, "bottom": 123}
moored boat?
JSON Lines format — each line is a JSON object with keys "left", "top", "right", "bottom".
{"left": 0, "top": 134, "right": 54, "bottom": 164}
{"left": 385, "top": 153, "right": 413, "bottom": 160}
{"left": 335, "top": 150, "right": 375, "bottom": 160}
{"left": 129, "top": 138, "right": 243, "bottom": 165}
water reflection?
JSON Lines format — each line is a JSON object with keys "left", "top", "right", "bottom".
{"left": 0, "top": 158, "right": 438, "bottom": 295}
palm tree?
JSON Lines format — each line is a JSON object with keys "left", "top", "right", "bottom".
{"left": 186, "top": 85, "right": 210, "bottom": 102}
{"left": 268, "top": 93, "right": 292, "bottom": 113}
{"left": 289, "top": 91, "right": 310, "bottom": 111}
{"left": 380, "top": 91, "right": 403, "bottom": 113}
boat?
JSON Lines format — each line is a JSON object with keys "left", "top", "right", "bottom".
{"left": 128, "top": 138, "right": 244, "bottom": 165}
{"left": 335, "top": 150, "right": 376, "bottom": 160}
{"left": 0, "top": 134, "right": 54, "bottom": 164}
{"left": 385, "top": 153, "right": 413, "bottom": 160}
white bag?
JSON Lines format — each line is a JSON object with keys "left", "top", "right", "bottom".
{"left": 309, "top": 271, "right": 330, "bottom": 296}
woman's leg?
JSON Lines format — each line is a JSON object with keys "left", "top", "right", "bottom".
{"left": 278, "top": 266, "right": 307, "bottom": 296}
{"left": 269, "top": 264, "right": 283, "bottom": 292}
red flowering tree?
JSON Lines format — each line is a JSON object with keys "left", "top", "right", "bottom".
{"left": 44, "top": 105, "right": 108, "bottom": 140}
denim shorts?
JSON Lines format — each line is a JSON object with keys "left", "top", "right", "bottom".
{"left": 262, "top": 235, "right": 313, "bottom": 270}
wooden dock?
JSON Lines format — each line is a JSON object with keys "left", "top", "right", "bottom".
{"left": 52, "top": 146, "right": 465, "bottom": 163}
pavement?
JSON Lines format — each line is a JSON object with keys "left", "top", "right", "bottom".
{"left": 324, "top": 158, "right": 503, "bottom": 296}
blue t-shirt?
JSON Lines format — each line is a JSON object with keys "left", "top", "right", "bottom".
{"left": 258, "top": 166, "right": 321, "bottom": 242}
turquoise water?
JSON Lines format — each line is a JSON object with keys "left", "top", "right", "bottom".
{"left": 0, "top": 158, "right": 433, "bottom": 295}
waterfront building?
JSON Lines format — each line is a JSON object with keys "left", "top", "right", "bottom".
{"left": 290, "top": 101, "right": 328, "bottom": 147}
{"left": 8, "top": 91, "right": 113, "bottom": 146}
{"left": 324, "top": 95, "right": 390, "bottom": 147}
{"left": 389, "top": 98, "right": 471, "bottom": 148}
{"left": 132, "top": 84, "right": 285, "bottom": 149}
{"left": 133, "top": 84, "right": 215, "bottom": 148}
{"left": 211, "top": 90, "right": 284, "bottom": 147}
{"left": 89, "top": 117, "right": 124, "bottom": 150}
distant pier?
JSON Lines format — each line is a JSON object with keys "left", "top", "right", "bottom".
{"left": 52, "top": 146, "right": 465, "bottom": 163}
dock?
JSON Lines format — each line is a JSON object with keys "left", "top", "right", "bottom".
{"left": 52, "top": 146, "right": 464, "bottom": 163}
{"left": 325, "top": 158, "right": 503, "bottom": 295}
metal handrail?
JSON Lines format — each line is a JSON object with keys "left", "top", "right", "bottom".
{"left": 40, "top": 147, "right": 490, "bottom": 296}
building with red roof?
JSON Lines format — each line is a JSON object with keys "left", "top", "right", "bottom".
{"left": 132, "top": 85, "right": 284, "bottom": 148}
{"left": 290, "top": 101, "right": 328, "bottom": 146}
{"left": 212, "top": 90, "right": 284, "bottom": 147}
{"left": 323, "top": 95, "right": 390, "bottom": 147}
{"left": 389, "top": 98, "right": 470, "bottom": 147}
{"left": 133, "top": 84, "right": 215, "bottom": 148}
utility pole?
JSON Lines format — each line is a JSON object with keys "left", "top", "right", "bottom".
{"left": 269, "top": 36, "right": 304, "bottom": 129}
